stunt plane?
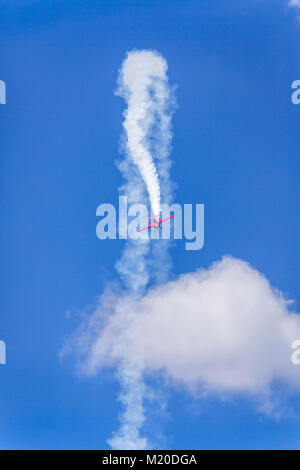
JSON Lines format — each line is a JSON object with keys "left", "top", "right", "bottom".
{"left": 138, "top": 214, "right": 174, "bottom": 232}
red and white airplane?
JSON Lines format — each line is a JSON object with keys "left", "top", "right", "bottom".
{"left": 137, "top": 214, "right": 174, "bottom": 232}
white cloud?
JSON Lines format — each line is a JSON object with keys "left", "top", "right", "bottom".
{"left": 70, "top": 257, "right": 300, "bottom": 412}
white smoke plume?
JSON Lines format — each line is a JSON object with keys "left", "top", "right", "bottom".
{"left": 106, "top": 50, "right": 175, "bottom": 449}
{"left": 107, "top": 361, "right": 149, "bottom": 450}
{"left": 116, "top": 49, "right": 173, "bottom": 217}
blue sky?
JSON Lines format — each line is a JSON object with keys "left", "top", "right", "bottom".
{"left": 1, "top": 0, "right": 300, "bottom": 449}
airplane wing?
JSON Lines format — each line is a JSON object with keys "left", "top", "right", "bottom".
{"left": 137, "top": 223, "right": 155, "bottom": 232}
{"left": 158, "top": 215, "right": 174, "bottom": 224}
{"left": 137, "top": 215, "right": 174, "bottom": 232}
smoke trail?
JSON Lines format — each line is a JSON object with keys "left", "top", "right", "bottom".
{"left": 116, "top": 49, "right": 171, "bottom": 217}
{"left": 107, "top": 361, "right": 149, "bottom": 450}
{"left": 108, "top": 50, "right": 175, "bottom": 449}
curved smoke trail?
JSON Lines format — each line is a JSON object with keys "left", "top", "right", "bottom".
{"left": 116, "top": 49, "right": 170, "bottom": 217}
{"left": 107, "top": 50, "right": 175, "bottom": 449}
